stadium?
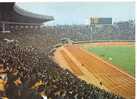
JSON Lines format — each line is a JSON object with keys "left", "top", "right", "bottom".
{"left": 0, "top": 2, "right": 135, "bottom": 99}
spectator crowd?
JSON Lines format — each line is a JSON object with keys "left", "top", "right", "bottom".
{"left": 0, "top": 40, "right": 124, "bottom": 99}
{"left": 0, "top": 20, "right": 132, "bottom": 99}
{"left": 43, "top": 20, "right": 135, "bottom": 41}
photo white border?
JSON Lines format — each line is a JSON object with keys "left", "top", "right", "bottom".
{"left": 0, "top": 0, "right": 136, "bottom": 98}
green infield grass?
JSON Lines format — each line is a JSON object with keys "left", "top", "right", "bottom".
{"left": 88, "top": 46, "right": 135, "bottom": 76}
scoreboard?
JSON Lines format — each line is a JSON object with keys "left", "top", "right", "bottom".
{"left": 90, "top": 17, "right": 112, "bottom": 24}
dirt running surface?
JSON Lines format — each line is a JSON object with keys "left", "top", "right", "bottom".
{"left": 53, "top": 42, "right": 135, "bottom": 99}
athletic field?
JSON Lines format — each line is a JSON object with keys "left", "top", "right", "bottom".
{"left": 54, "top": 42, "right": 135, "bottom": 99}
{"left": 81, "top": 42, "right": 135, "bottom": 76}
{"left": 87, "top": 45, "right": 135, "bottom": 76}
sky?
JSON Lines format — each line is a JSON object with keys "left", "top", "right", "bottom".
{"left": 16, "top": 2, "right": 135, "bottom": 25}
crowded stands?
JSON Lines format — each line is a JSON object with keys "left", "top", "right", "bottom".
{"left": 0, "top": 19, "right": 134, "bottom": 99}
{"left": 0, "top": 41, "right": 124, "bottom": 99}
{"left": 43, "top": 20, "right": 135, "bottom": 41}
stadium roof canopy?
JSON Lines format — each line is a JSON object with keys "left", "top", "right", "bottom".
{"left": 0, "top": 2, "right": 54, "bottom": 24}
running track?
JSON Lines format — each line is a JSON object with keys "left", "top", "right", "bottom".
{"left": 54, "top": 43, "right": 135, "bottom": 99}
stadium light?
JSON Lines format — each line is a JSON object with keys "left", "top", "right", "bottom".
{"left": 89, "top": 17, "right": 112, "bottom": 41}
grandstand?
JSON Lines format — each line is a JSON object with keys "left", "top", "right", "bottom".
{"left": 0, "top": 2, "right": 54, "bottom": 32}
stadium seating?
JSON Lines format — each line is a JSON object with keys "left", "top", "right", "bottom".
{"left": 0, "top": 37, "right": 124, "bottom": 99}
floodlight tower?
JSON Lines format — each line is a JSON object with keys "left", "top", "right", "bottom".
{"left": 89, "top": 17, "right": 112, "bottom": 41}
{"left": 90, "top": 17, "right": 98, "bottom": 41}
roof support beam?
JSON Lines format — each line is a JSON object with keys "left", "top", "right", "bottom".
{"left": 0, "top": 21, "right": 42, "bottom": 25}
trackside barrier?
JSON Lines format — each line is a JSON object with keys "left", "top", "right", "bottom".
{"left": 73, "top": 40, "right": 135, "bottom": 44}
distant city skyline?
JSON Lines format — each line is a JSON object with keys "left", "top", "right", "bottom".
{"left": 17, "top": 2, "right": 135, "bottom": 25}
